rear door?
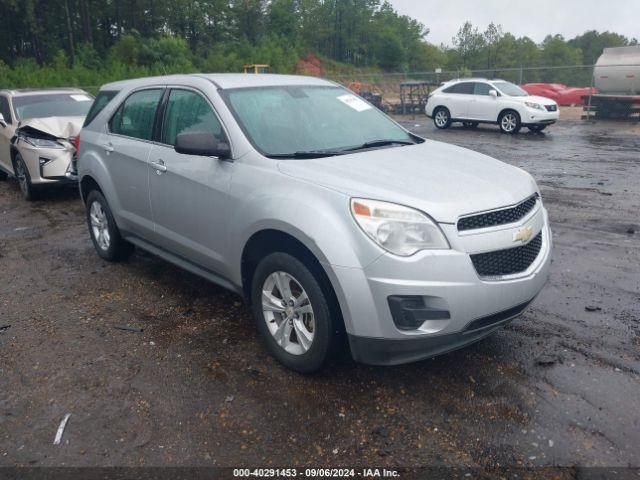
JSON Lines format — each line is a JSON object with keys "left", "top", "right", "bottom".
{"left": 442, "top": 82, "right": 474, "bottom": 119}
{"left": 467, "top": 82, "right": 499, "bottom": 121}
{"left": 103, "top": 87, "right": 164, "bottom": 237}
{"left": 147, "top": 87, "right": 234, "bottom": 274}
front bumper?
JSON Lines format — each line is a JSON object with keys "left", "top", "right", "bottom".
{"left": 522, "top": 108, "right": 559, "bottom": 126}
{"left": 15, "top": 139, "right": 77, "bottom": 185}
{"left": 331, "top": 205, "right": 552, "bottom": 365}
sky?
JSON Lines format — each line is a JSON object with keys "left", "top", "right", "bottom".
{"left": 388, "top": 0, "right": 639, "bottom": 46}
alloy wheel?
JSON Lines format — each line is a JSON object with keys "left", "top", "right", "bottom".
{"left": 261, "top": 271, "right": 315, "bottom": 355}
{"left": 90, "top": 201, "right": 111, "bottom": 251}
{"left": 435, "top": 110, "right": 448, "bottom": 127}
{"left": 15, "top": 158, "right": 28, "bottom": 195}
{"left": 501, "top": 113, "right": 517, "bottom": 132}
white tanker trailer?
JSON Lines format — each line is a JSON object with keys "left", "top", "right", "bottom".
{"left": 588, "top": 46, "right": 640, "bottom": 119}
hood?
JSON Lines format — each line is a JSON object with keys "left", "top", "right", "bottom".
{"left": 277, "top": 141, "right": 538, "bottom": 224}
{"left": 17, "top": 116, "right": 84, "bottom": 139}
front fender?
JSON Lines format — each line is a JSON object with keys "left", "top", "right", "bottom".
{"left": 228, "top": 181, "right": 384, "bottom": 284}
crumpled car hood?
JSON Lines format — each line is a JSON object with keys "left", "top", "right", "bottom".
{"left": 17, "top": 116, "right": 84, "bottom": 139}
{"left": 277, "top": 140, "right": 539, "bottom": 224}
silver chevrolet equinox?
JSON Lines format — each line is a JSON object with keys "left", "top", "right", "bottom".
{"left": 78, "top": 74, "right": 552, "bottom": 372}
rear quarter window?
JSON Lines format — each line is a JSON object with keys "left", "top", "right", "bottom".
{"left": 84, "top": 90, "right": 119, "bottom": 127}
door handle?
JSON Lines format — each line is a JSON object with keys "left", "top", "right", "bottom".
{"left": 151, "top": 159, "right": 167, "bottom": 174}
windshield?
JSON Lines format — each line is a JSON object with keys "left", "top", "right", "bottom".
{"left": 13, "top": 93, "right": 93, "bottom": 121}
{"left": 222, "top": 86, "right": 415, "bottom": 157}
{"left": 492, "top": 81, "right": 528, "bottom": 97}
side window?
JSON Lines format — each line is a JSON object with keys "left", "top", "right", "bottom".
{"left": 443, "top": 83, "right": 473, "bottom": 94}
{"left": 161, "top": 89, "right": 224, "bottom": 146}
{"left": 455, "top": 83, "right": 474, "bottom": 94}
{"left": 0, "top": 96, "right": 12, "bottom": 124}
{"left": 473, "top": 83, "right": 492, "bottom": 96}
{"left": 84, "top": 90, "right": 119, "bottom": 127}
{"left": 109, "top": 89, "right": 163, "bottom": 141}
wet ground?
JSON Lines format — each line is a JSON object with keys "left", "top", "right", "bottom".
{"left": 0, "top": 118, "right": 639, "bottom": 470}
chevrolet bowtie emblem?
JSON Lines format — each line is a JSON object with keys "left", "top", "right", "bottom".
{"left": 513, "top": 226, "right": 534, "bottom": 243}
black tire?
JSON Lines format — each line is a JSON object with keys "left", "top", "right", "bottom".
{"left": 528, "top": 125, "right": 547, "bottom": 133}
{"left": 463, "top": 121, "right": 479, "bottom": 129}
{"left": 433, "top": 107, "right": 452, "bottom": 129}
{"left": 85, "top": 190, "right": 134, "bottom": 261}
{"left": 498, "top": 110, "right": 521, "bottom": 134}
{"left": 0, "top": 170, "right": 7, "bottom": 181}
{"left": 13, "top": 153, "right": 37, "bottom": 201}
{"left": 251, "top": 252, "right": 341, "bottom": 373}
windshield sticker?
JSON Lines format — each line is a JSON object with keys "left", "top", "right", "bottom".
{"left": 337, "top": 94, "right": 372, "bottom": 112}
{"left": 70, "top": 94, "right": 92, "bottom": 102}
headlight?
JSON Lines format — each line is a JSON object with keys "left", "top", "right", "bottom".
{"left": 22, "top": 136, "right": 64, "bottom": 149}
{"left": 350, "top": 198, "right": 449, "bottom": 256}
{"left": 525, "top": 102, "right": 544, "bottom": 111}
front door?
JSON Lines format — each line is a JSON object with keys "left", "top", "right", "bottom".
{"left": 0, "top": 96, "right": 17, "bottom": 173}
{"left": 467, "top": 82, "right": 499, "bottom": 121}
{"left": 148, "top": 88, "right": 234, "bottom": 275}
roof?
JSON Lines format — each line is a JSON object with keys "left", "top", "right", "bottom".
{"left": 445, "top": 77, "right": 489, "bottom": 83}
{"left": 100, "top": 73, "right": 335, "bottom": 91}
{"left": 0, "top": 87, "right": 88, "bottom": 97}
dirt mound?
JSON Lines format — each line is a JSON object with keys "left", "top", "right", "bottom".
{"left": 296, "top": 54, "right": 323, "bottom": 77}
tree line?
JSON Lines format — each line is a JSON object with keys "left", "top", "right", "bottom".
{"left": 0, "top": 0, "right": 637, "bottom": 89}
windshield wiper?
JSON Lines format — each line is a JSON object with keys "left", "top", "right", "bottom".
{"left": 266, "top": 139, "right": 416, "bottom": 159}
{"left": 267, "top": 150, "right": 345, "bottom": 159}
{"left": 341, "top": 139, "right": 416, "bottom": 152}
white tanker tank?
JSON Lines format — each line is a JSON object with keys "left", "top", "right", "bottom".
{"left": 593, "top": 46, "right": 640, "bottom": 95}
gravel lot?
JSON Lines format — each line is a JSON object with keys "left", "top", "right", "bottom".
{"left": 1, "top": 117, "right": 639, "bottom": 470}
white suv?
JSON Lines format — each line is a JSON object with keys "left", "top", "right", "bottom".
{"left": 425, "top": 79, "right": 559, "bottom": 134}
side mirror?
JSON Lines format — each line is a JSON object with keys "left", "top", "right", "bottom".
{"left": 0, "top": 113, "right": 6, "bottom": 128}
{"left": 175, "top": 132, "right": 231, "bottom": 159}
{"left": 489, "top": 89, "right": 498, "bottom": 98}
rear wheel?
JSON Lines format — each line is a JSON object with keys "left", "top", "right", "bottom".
{"left": 528, "top": 125, "right": 547, "bottom": 133}
{"left": 86, "top": 190, "right": 134, "bottom": 261}
{"left": 13, "top": 153, "right": 37, "bottom": 201}
{"left": 251, "top": 252, "right": 340, "bottom": 373}
{"left": 499, "top": 110, "right": 521, "bottom": 134}
{"left": 433, "top": 107, "right": 451, "bottom": 129}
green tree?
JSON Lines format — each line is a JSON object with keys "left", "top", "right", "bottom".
{"left": 451, "top": 22, "right": 485, "bottom": 69}
{"left": 540, "top": 35, "right": 583, "bottom": 84}
{"left": 568, "top": 30, "right": 634, "bottom": 64}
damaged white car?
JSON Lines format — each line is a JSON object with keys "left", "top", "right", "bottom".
{"left": 0, "top": 88, "right": 93, "bottom": 200}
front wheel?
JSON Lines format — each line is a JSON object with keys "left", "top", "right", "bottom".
{"left": 251, "top": 252, "right": 340, "bottom": 373}
{"left": 85, "top": 190, "right": 134, "bottom": 261}
{"left": 499, "top": 110, "right": 521, "bottom": 134}
{"left": 433, "top": 107, "right": 452, "bottom": 129}
{"left": 14, "top": 153, "right": 37, "bottom": 200}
